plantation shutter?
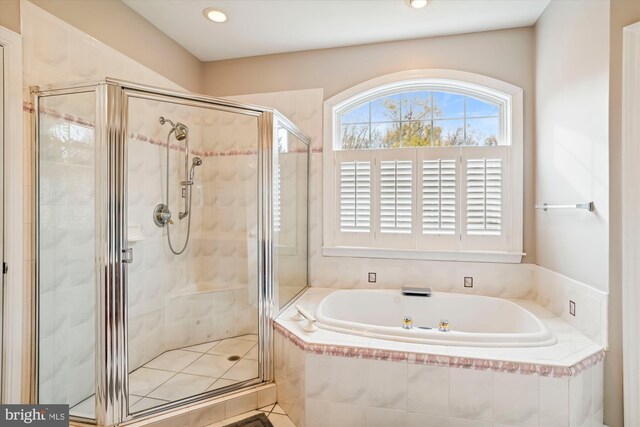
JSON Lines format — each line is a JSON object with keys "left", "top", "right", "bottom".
{"left": 466, "top": 158, "right": 502, "bottom": 235}
{"left": 461, "top": 146, "right": 510, "bottom": 251}
{"left": 333, "top": 146, "right": 510, "bottom": 253}
{"left": 334, "top": 150, "right": 374, "bottom": 247}
{"left": 374, "top": 149, "right": 416, "bottom": 249}
{"left": 416, "top": 148, "right": 459, "bottom": 250}
{"left": 380, "top": 160, "right": 413, "bottom": 234}
{"left": 422, "top": 159, "right": 456, "bottom": 235}
{"left": 340, "top": 161, "right": 371, "bottom": 231}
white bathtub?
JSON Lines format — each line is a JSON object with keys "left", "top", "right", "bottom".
{"left": 314, "top": 290, "right": 557, "bottom": 347}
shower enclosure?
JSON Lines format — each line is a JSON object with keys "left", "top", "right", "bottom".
{"left": 32, "top": 79, "right": 309, "bottom": 426}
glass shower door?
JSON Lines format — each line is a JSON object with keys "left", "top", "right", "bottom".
{"left": 124, "top": 92, "right": 262, "bottom": 413}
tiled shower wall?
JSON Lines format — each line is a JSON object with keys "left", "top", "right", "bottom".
{"left": 126, "top": 98, "right": 259, "bottom": 370}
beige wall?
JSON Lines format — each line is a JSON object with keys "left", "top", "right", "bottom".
{"left": 204, "top": 27, "right": 537, "bottom": 263}
{"left": 27, "top": 0, "right": 202, "bottom": 92}
{"left": 535, "top": 0, "right": 621, "bottom": 425}
{"left": 534, "top": 0, "right": 610, "bottom": 291}
{"left": 608, "top": 1, "right": 640, "bottom": 427}
{"left": 0, "top": 0, "right": 20, "bottom": 34}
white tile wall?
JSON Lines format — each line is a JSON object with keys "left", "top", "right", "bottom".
{"left": 274, "top": 331, "right": 306, "bottom": 427}
{"left": 534, "top": 266, "right": 608, "bottom": 347}
{"left": 449, "top": 367, "right": 492, "bottom": 422}
{"left": 125, "top": 98, "right": 260, "bottom": 370}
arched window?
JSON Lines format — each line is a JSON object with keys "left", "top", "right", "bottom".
{"left": 322, "top": 70, "right": 524, "bottom": 262}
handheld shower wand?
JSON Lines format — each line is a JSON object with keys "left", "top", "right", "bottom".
{"left": 181, "top": 156, "right": 203, "bottom": 220}
{"left": 155, "top": 117, "right": 203, "bottom": 255}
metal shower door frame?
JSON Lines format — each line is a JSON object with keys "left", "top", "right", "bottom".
{"left": 32, "top": 79, "right": 285, "bottom": 426}
{"left": 102, "top": 81, "right": 277, "bottom": 426}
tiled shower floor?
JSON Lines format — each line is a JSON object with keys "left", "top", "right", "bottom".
{"left": 71, "top": 334, "right": 259, "bottom": 417}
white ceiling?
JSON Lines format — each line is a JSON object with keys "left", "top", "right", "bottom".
{"left": 123, "top": 0, "right": 550, "bottom": 62}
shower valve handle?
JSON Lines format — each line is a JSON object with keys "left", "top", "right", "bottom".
{"left": 153, "top": 204, "right": 173, "bottom": 227}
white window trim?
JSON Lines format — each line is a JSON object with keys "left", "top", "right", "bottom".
{"left": 322, "top": 69, "right": 524, "bottom": 263}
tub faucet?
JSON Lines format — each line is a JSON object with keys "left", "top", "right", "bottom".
{"left": 403, "top": 316, "right": 413, "bottom": 329}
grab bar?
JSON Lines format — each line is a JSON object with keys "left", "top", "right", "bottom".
{"left": 535, "top": 202, "right": 594, "bottom": 212}
{"left": 294, "top": 304, "right": 318, "bottom": 332}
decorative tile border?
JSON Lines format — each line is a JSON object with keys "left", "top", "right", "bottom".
{"left": 274, "top": 322, "right": 605, "bottom": 378}
{"left": 24, "top": 101, "right": 319, "bottom": 157}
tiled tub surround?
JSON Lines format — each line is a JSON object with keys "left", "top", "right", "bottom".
{"left": 275, "top": 288, "right": 605, "bottom": 427}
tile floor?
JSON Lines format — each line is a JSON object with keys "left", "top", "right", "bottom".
{"left": 71, "top": 334, "right": 260, "bottom": 417}
{"left": 207, "top": 403, "right": 297, "bottom": 427}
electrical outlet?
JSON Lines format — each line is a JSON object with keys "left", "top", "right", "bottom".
{"left": 569, "top": 300, "right": 576, "bottom": 316}
{"left": 368, "top": 272, "right": 377, "bottom": 283}
{"left": 464, "top": 277, "right": 473, "bottom": 288}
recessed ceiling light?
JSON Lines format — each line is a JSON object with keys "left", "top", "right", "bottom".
{"left": 203, "top": 8, "right": 227, "bottom": 23}
{"left": 409, "top": 0, "right": 429, "bottom": 9}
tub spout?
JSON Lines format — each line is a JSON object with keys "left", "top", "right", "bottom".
{"left": 402, "top": 286, "right": 432, "bottom": 297}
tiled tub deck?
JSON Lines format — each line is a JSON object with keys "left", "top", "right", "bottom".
{"left": 275, "top": 288, "right": 605, "bottom": 427}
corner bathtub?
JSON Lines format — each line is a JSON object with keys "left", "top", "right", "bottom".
{"left": 314, "top": 290, "right": 557, "bottom": 347}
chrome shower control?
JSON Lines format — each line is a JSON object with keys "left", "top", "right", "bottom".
{"left": 153, "top": 204, "right": 173, "bottom": 227}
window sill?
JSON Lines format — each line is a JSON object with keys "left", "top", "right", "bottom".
{"left": 321, "top": 246, "right": 524, "bottom": 263}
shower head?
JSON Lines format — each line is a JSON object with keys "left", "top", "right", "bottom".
{"left": 174, "top": 123, "right": 188, "bottom": 141}
{"left": 159, "top": 116, "right": 189, "bottom": 141}
{"left": 189, "top": 156, "right": 203, "bottom": 180}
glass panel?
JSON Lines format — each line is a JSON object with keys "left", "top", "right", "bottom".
{"left": 126, "top": 96, "right": 260, "bottom": 412}
{"left": 433, "top": 119, "right": 465, "bottom": 146}
{"left": 401, "top": 91, "right": 431, "bottom": 121}
{"left": 340, "top": 123, "right": 370, "bottom": 149}
{"left": 466, "top": 96, "right": 499, "bottom": 118}
{"left": 275, "top": 125, "right": 308, "bottom": 310}
{"left": 38, "top": 91, "right": 97, "bottom": 419}
{"left": 340, "top": 102, "right": 369, "bottom": 124}
{"left": 370, "top": 94, "right": 400, "bottom": 122}
{"left": 400, "top": 121, "right": 431, "bottom": 147}
{"left": 338, "top": 90, "right": 504, "bottom": 149}
{"left": 466, "top": 117, "right": 500, "bottom": 146}
{"left": 433, "top": 92, "right": 465, "bottom": 119}
{"left": 371, "top": 122, "right": 398, "bottom": 148}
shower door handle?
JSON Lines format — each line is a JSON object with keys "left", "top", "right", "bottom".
{"left": 122, "top": 248, "right": 134, "bottom": 264}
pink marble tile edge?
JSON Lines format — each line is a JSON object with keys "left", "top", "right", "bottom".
{"left": 273, "top": 322, "right": 605, "bottom": 378}
{"left": 25, "top": 101, "right": 323, "bottom": 156}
